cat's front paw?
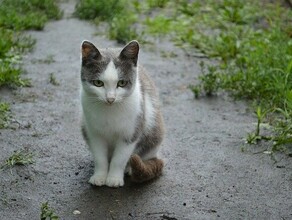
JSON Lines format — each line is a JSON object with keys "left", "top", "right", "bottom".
{"left": 105, "top": 176, "right": 124, "bottom": 188}
{"left": 89, "top": 174, "right": 107, "bottom": 186}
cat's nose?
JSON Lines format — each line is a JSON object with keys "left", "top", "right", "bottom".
{"left": 106, "top": 97, "right": 115, "bottom": 104}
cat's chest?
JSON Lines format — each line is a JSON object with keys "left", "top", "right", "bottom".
{"left": 84, "top": 102, "right": 140, "bottom": 139}
{"left": 94, "top": 108, "right": 133, "bottom": 128}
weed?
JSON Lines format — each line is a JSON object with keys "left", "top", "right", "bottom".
{"left": 146, "top": 0, "right": 170, "bottom": 9}
{"left": 199, "top": 63, "right": 221, "bottom": 96}
{"left": 74, "top": 0, "right": 140, "bottom": 43}
{"left": 246, "top": 107, "right": 269, "bottom": 144}
{"left": 0, "top": 102, "right": 10, "bottom": 128}
{"left": 0, "top": 194, "right": 9, "bottom": 206}
{"left": 160, "top": 51, "right": 178, "bottom": 58}
{"left": 0, "top": 29, "right": 35, "bottom": 87}
{"left": 108, "top": 14, "right": 138, "bottom": 44}
{"left": 189, "top": 85, "right": 200, "bottom": 99}
{"left": 32, "top": 55, "right": 55, "bottom": 64}
{"left": 0, "top": 149, "right": 35, "bottom": 170}
{"left": 189, "top": 62, "right": 221, "bottom": 97}
{"left": 49, "top": 73, "right": 60, "bottom": 86}
{"left": 40, "top": 202, "right": 59, "bottom": 220}
{"left": 173, "top": 0, "right": 292, "bottom": 153}
{"left": 74, "top": 0, "right": 124, "bottom": 21}
{"left": 0, "top": 0, "right": 61, "bottom": 88}
{"left": 0, "top": 0, "right": 62, "bottom": 31}
{"left": 145, "top": 15, "right": 173, "bottom": 37}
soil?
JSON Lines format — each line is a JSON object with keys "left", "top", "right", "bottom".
{"left": 1, "top": 1, "right": 291, "bottom": 220}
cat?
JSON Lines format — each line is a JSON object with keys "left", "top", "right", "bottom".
{"left": 80, "top": 40, "right": 165, "bottom": 187}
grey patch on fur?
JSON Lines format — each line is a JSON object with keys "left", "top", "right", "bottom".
{"left": 123, "top": 71, "right": 147, "bottom": 144}
{"left": 124, "top": 112, "right": 144, "bottom": 144}
{"left": 119, "top": 40, "right": 139, "bottom": 66}
{"left": 81, "top": 124, "right": 89, "bottom": 145}
{"left": 81, "top": 42, "right": 111, "bottom": 82}
{"left": 134, "top": 112, "right": 164, "bottom": 158}
{"left": 138, "top": 66, "right": 158, "bottom": 100}
{"left": 133, "top": 66, "right": 165, "bottom": 158}
{"left": 81, "top": 58, "right": 111, "bottom": 82}
{"left": 114, "top": 58, "right": 137, "bottom": 90}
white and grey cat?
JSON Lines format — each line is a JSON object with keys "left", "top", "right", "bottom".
{"left": 80, "top": 40, "right": 164, "bottom": 187}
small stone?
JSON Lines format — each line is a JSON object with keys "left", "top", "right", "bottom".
{"left": 73, "top": 210, "right": 81, "bottom": 215}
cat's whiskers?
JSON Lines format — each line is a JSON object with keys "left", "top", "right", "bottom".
{"left": 85, "top": 96, "right": 104, "bottom": 104}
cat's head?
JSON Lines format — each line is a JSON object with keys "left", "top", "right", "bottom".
{"left": 80, "top": 40, "right": 139, "bottom": 105}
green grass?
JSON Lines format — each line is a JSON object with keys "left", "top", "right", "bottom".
{"left": 0, "top": 29, "right": 35, "bottom": 87}
{"left": 145, "top": 15, "right": 173, "bottom": 37}
{"left": 32, "top": 55, "right": 55, "bottom": 64}
{"left": 0, "top": 0, "right": 62, "bottom": 88}
{"left": 145, "top": 0, "right": 170, "bottom": 9}
{"left": 49, "top": 73, "right": 60, "bottom": 86}
{"left": 0, "top": 102, "right": 10, "bottom": 128}
{"left": 74, "top": 0, "right": 142, "bottom": 44}
{"left": 0, "top": 149, "right": 35, "bottom": 170}
{"left": 0, "top": 0, "right": 63, "bottom": 31}
{"left": 108, "top": 14, "right": 139, "bottom": 44}
{"left": 74, "top": 0, "right": 124, "bottom": 21}
{"left": 177, "top": 0, "right": 292, "bottom": 154}
{"left": 40, "top": 202, "right": 59, "bottom": 220}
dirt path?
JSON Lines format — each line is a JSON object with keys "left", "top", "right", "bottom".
{"left": 1, "top": 1, "right": 291, "bottom": 219}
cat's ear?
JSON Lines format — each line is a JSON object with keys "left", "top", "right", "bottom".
{"left": 81, "top": 40, "right": 101, "bottom": 60}
{"left": 119, "top": 40, "right": 139, "bottom": 65}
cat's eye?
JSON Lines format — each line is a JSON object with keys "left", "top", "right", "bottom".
{"left": 117, "top": 80, "right": 127, "bottom": 87}
{"left": 93, "top": 80, "right": 104, "bottom": 87}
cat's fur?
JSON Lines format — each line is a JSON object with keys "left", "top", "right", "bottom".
{"left": 80, "top": 40, "right": 164, "bottom": 187}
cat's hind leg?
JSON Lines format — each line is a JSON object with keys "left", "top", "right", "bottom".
{"left": 124, "top": 163, "right": 132, "bottom": 176}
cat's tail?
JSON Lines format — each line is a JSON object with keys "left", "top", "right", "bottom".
{"left": 129, "top": 154, "right": 164, "bottom": 183}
